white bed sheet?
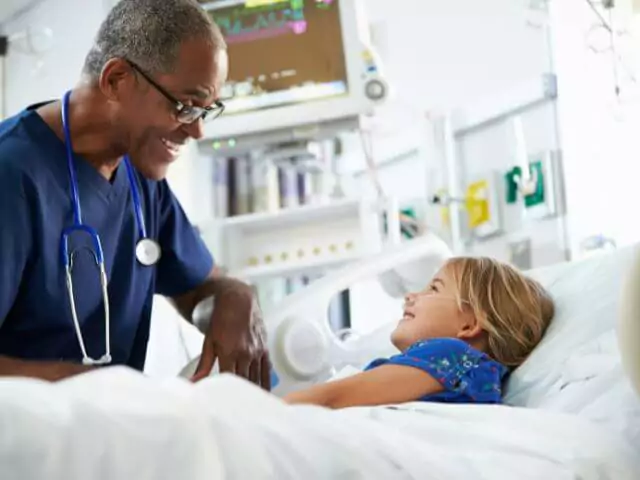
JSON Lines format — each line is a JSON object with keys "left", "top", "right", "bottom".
{"left": 1, "top": 368, "right": 638, "bottom": 480}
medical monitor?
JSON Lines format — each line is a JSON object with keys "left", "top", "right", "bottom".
{"left": 199, "top": 0, "right": 386, "bottom": 142}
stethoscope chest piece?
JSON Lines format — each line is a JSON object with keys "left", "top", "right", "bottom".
{"left": 136, "top": 238, "right": 162, "bottom": 266}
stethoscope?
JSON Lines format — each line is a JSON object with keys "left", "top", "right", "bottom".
{"left": 60, "top": 90, "right": 162, "bottom": 366}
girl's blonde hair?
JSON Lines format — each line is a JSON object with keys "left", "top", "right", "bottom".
{"left": 446, "top": 257, "right": 554, "bottom": 368}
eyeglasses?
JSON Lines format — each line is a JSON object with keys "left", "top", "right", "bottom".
{"left": 127, "top": 60, "right": 225, "bottom": 124}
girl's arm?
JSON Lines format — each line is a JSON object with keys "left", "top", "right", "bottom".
{"left": 283, "top": 365, "right": 444, "bottom": 409}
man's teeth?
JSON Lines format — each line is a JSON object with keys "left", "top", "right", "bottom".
{"left": 161, "top": 138, "right": 181, "bottom": 152}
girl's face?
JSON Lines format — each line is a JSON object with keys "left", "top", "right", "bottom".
{"left": 391, "top": 266, "right": 478, "bottom": 351}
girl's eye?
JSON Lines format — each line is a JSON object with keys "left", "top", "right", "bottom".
{"left": 428, "top": 284, "right": 438, "bottom": 293}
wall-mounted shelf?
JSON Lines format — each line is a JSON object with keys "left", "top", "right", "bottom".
{"left": 198, "top": 198, "right": 386, "bottom": 285}
{"left": 200, "top": 198, "right": 364, "bottom": 233}
{"left": 230, "top": 252, "right": 365, "bottom": 283}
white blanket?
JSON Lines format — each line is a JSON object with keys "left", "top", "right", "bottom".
{"left": 1, "top": 368, "right": 638, "bottom": 480}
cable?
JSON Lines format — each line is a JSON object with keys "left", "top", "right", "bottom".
{"left": 358, "top": 128, "right": 384, "bottom": 199}
{"left": 357, "top": 128, "right": 424, "bottom": 237}
{"left": 608, "top": 6, "right": 621, "bottom": 96}
{"left": 584, "top": 0, "right": 613, "bottom": 33}
{"left": 583, "top": 0, "right": 637, "bottom": 97}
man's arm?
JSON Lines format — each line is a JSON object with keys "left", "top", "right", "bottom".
{"left": 284, "top": 365, "right": 444, "bottom": 409}
{"left": 153, "top": 181, "right": 269, "bottom": 388}
{"left": 168, "top": 265, "right": 269, "bottom": 387}
{"left": 169, "top": 266, "right": 252, "bottom": 323}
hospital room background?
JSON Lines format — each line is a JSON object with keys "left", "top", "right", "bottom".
{"left": 1, "top": 0, "right": 639, "bottom": 378}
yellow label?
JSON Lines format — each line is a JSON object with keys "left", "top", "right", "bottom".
{"left": 465, "top": 180, "right": 490, "bottom": 229}
{"left": 245, "top": 0, "right": 287, "bottom": 7}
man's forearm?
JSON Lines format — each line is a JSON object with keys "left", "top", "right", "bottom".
{"left": 171, "top": 267, "right": 253, "bottom": 323}
{"left": 0, "top": 355, "right": 93, "bottom": 382}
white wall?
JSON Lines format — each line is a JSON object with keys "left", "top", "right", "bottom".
{"left": 365, "top": 0, "right": 548, "bottom": 109}
{"left": 550, "top": 0, "right": 640, "bottom": 254}
{"left": 1, "top": 0, "right": 105, "bottom": 115}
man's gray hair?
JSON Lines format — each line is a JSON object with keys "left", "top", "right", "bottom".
{"left": 83, "top": 0, "right": 226, "bottom": 79}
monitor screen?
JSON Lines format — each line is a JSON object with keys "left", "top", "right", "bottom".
{"left": 202, "top": 0, "right": 349, "bottom": 117}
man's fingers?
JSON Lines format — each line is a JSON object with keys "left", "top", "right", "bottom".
{"left": 191, "top": 340, "right": 217, "bottom": 382}
{"left": 218, "top": 354, "right": 236, "bottom": 375}
{"left": 236, "top": 355, "right": 252, "bottom": 380}
{"left": 261, "top": 354, "right": 271, "bottom": 391}
{"left": 248, "top": 359, "right": 260, "bottom": 386}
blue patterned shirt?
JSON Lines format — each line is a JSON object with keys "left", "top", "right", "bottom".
{"left": 365, "top": 338, "right": 508, "bottom": 404}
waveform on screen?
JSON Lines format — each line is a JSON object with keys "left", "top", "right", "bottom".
{"left": 214, "top": 2, "right": 308, "bottom": 44}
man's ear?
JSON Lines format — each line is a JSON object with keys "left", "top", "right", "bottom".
{"left": 98, "top": 58, "right": 136, "bottom": 101}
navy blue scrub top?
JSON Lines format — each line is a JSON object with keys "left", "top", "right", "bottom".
{"left": 0, "top": 104, "right": 214, "bottom": 370}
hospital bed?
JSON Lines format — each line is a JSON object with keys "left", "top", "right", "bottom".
{"left": 1, "top": 242, "right": 639, "bottom": 479}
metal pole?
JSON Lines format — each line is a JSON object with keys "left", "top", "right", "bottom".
{"left": 442, "top": 114, "right": 464, "bottom": 254}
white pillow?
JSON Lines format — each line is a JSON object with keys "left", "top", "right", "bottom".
{"left": 504, "top": 245, "right": 639, "bottom": 407}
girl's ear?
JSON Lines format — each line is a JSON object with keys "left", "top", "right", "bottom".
{"left": 456, "top": 311, "right": 483, "bottom": 340}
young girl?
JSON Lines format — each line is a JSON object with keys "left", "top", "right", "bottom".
{"left": 284, "top": 257, "right": 554, "bottom": 409}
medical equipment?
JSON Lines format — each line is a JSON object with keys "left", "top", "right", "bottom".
{"left": 199, "top": 0, "right": 388, "bottom": 149}
{"left": 182, "top": 233, "right": 453, "bottom": 394}
{"left": 506, "top": 116, "right": 538, "bottom": 197}
{"left": 60, "top": 90, "right": 161, "bottom": 366}
{"left": 198, "top": 195, "right": 403, "bottom": 286}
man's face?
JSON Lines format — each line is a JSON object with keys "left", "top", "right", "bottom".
{"left": 114, "top": 39, "right": 228, "bottom": 180}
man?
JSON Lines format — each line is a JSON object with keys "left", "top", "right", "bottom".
{"left": 0, "top": 0, "right": 270, "bottom": 388}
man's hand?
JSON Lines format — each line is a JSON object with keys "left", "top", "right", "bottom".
{"left": 191, "top": 283, "right": 271, "bottom": 390}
